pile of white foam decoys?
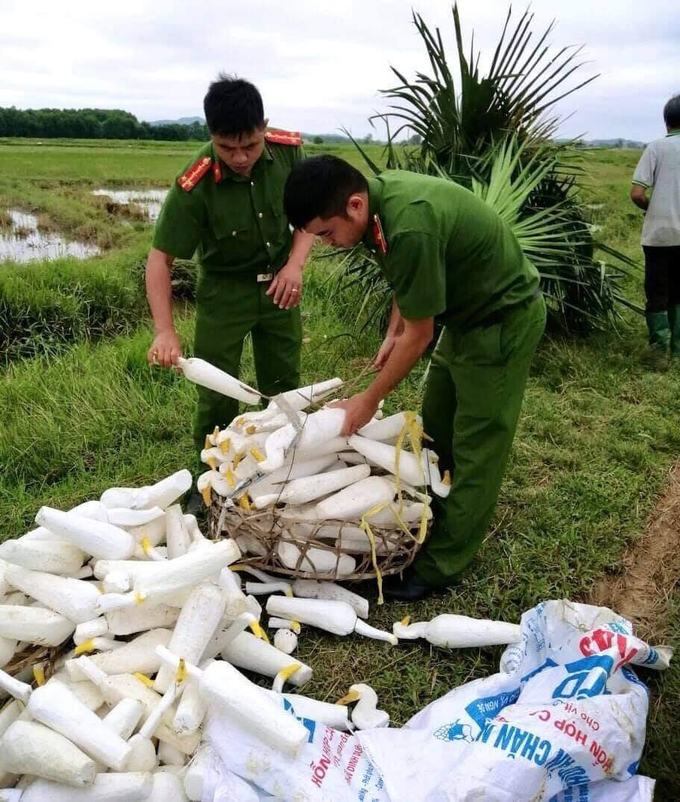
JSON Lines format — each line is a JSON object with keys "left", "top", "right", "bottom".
{"left": 181, "top": 358, "right": 452, "bottom": 579}
{"left": 0, "top": 361, "right": 526, "bottom": 801}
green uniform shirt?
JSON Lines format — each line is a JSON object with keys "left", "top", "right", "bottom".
{"left": 153, "top": 138, "right": 303, "bottom": 274}
{"left": 363, "top": 171, "right": 540, "bottom": 328}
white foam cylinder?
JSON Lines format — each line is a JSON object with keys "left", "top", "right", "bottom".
{"left": 267, "top": 690, "right": 350, "bottom": 731}
{"left": 19, "top": 772, "right": 154, "bottom": 802}
{"left": 46, "top": 675, "right": 104, "bottom": 711}
{"left": 145, "top": 771, "right": 189, "bottom": 802}
{"left": 158, "top": 740, "right": 185, "bottom": 766}
{"left": 66, "top": 629, "right": 172, "bottom": 680}
{"left": 106, "top": 507, "right": 165, "bottom": 528}
{"left": 271, "top": 378, "right": 343, "bottom": 412}
{"left": 393, "top": 614, "right": 521, "bottom": 648}
{"left": 132, "top": 540, "right": 240, "bottom": 606}
{"left": 182, "top": 657, "right": 308, "bottom": 757}
{"left": 154, "top": 582, "right": 226, "bottom": 693}
{"left": 105, "top": 603, "right": 179, "bottom": 636}
{"left": 173, "top": 666, "right": 210, "bottom": 737}
{"left": 0, "top": 668, "right": 31, "bottom": 705}
{"left": 4, "top": 564, "right": 100, "bottom": 624}
{"left": 34, "top": 507, "right": 136, "bottom": 560}
{"left": 165, "top": 505, "right": 191, "bottom": 560}
{"left": 277, "top": 541, "right": 356, "bottom": 577}
{"left": 74, "top": 617, "right": 109, "bottom": 645}
{"left": 102, "top": 698, "right": 144, "bottom": 740}
{"left": 0, "top": 700, "right": 21, "bottom": 739}
{"left": 127, "top": 516, "right": 167, "bottom": 548}
{"left": 260, "top": 408, "right": 346, "bottom": 472}
{"left": 73, "top": 663, "right": 199, "bottom": 754}
{"left": 0, "top": 604, "right": 76, "bottom": 646}
{"left": 358, "top": 412, "right": 418, "bottom": 441}
{"left": 20, "top": 500, "right": 109, "bottom": 542}
{"left": 254, "top": 464, "right": 370, "bottom": 508}
{"left": 267, "top": 596, "right": 356, "bottom": 635}
{"left": 178, "top": 357, "right": 261, "bottom": 403}
{"left": 0, "top": 637, "right": 16, "bottom": 669}
{"left": 183, "top": 744, "right": 211, "bottom": 801}
{"left": 0, "top": 539, "right": 85, "bottom": 575}
{"left": 292, "top": 579, "right": 369, "bottom": 618}
{"left": 220, "top": 631, "right": 312, "bottom": 685}
{"left": 0, "top": 719, "right": 97, "bottom": 786}
{"left": 28, "top": 681, "right": 132, "bottom": 770}
{"left": 348, "top": 435, "right": 424, "bottom": 486}
{"left": 315, "top": 475, "right": 395, "bottom": 520}
{"left": 93, "top": 559, "right": 166, "bottom": 582}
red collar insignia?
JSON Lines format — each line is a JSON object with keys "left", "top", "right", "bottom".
{"left": 372, "top": 214, "right": 388, "bottom": 256}
{"left": 212, "top": 159, "right": 222, "bottom": 183}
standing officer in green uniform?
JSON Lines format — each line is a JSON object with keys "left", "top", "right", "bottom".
{"left": 146, "top": 75, "right": 314, "bottom": 505}
{"left": 284, "top": 156, "right": 546, "bottom": 599}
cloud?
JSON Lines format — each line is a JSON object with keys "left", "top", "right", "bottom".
{"left": 1, "top": 0, "right": 678, "bottom": 141}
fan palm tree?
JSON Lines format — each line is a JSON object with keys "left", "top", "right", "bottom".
{"left": 341, "top": 4, "right": 641, "bottom": 331}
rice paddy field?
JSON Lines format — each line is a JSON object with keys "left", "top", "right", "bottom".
{"left": 1, "top": 137, "right": 678, "bottom": 798}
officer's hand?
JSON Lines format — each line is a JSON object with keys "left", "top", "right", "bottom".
{"left": 267, "top": 263, "right": 303, "bottom": 310}
{"left": 331, "top": 391, "right": 380, "bottom": 436}
{"left": 148, "top": 330, "right": 182, "bottom": 368}
{"left": 374, "top": 335, "right": 398, "bottom": 370}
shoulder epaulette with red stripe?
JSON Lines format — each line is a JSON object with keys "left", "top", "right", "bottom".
{"left": 177, "top": 155, "right": 212, "bottom": 191}
{"left": 265, "top": 129, "right": 303, "bottom": 147}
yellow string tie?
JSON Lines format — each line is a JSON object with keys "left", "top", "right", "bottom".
{"left": 224, "top": 467, "right": 236, "bottom": 489}
{"left": 74, "top": 638, "right": 95, "bottom": 656}
{"left": 134, "top": 673, "right": 155, "bottom": 688}
{"left": 204, "top": 434, "right": 211, "bottom": 450}
{"left": 249, "top": 620, "right": 269, "bottom": 643}
{"left": 141, "top": 537, "right": 153, "bottom": 556}
{"left": 201, "top": 484, "right": 212, "bottom": 506}
{"left": 135, "top": 590, "right": 146, "bottom": 605}
{"left": 33, "top": 665, "right": 46, "bottom": 686}
{"left": 207, "top": 457, "right": 217, "bottom": 470}
{"left": 176, "top": 658, "right": 188, "bottom": 683}
{"left": 276, "top": 663, "right": 302, "bottom": 684}
{"left": 238, "top": 493, "right": 251, "bottom": 512}
{"left": 249, "top": 446, "right": 265, "bottom": 463}
{"left": 232, "top": 452, "right": 245, "bottom": 469}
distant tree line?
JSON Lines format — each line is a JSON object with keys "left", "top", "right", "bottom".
{"left": 0, "top": 107, "right": 209, "bottom": 141}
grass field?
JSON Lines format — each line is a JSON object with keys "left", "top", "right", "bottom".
{"left": 0, "top": 137, "right": 678, "bottom": 798}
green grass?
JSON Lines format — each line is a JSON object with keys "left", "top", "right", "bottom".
{"left": 0, "top": 139, "right": 678, "bottom": 797}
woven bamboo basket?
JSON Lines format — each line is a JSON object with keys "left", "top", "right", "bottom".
{"left": 207, "top": 493, "right": 431, "bottom": 582}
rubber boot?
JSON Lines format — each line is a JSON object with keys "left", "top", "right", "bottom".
{"left": 644, "top": 312, "right": 670, "bottom": 371}
{"left": 646, "top": 311, "right": 670, "bottom": 349}
{"left": 669, "top": 306, "right": 680, "bottom": 358}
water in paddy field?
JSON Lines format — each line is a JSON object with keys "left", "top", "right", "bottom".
{"left": 0, "top": 210, "right": 101, "bottom": 264}
{"left": 91, "top": 188, "right": 168, "bottom": 221}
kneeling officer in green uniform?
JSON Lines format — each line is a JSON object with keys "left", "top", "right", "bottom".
{"left": 284, "top": 156, "right": 546, "bottom": 600}
{"left": 146, "top": 75, "right": 314, "bottom": 505}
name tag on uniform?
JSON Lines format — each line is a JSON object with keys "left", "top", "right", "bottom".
{"left": 257, "top": 272, "right": 274, "bottom": 283}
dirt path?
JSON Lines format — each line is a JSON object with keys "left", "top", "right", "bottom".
{"left": 591, "top": 461, "right": 680, "bottom": 641}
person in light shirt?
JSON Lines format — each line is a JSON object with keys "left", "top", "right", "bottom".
{"left": 631, "top": 94, "right": 680, "bottom": 365}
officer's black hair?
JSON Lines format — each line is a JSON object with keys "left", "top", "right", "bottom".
{"left": 204, "top": 74, "right": 265, "bottom": 137}
{"left": 284, "top": 155, "right": 368, "bottom": 229}
{"left": 663, "top": 94, "right": 680, "bottom": 130}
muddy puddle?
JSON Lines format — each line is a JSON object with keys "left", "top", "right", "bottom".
{"left": 0, "top": 210, "right": 101, "bottom": 264}
{"left": 91, "top": 189, "right": 168, "bottom": 221}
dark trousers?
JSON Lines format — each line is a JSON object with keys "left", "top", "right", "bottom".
{"left": 643, "top": 246, "right": 680, "bottom": 313}
{"left": 415, "top": 294, "right": 546, "bottom": 585}
{"left": 193, "top": 270, "right": 302, "bottom": 465}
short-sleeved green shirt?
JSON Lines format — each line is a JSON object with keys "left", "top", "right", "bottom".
{"left": 152, "top": 137, "right": 303, "bottom": 274}
{"left": 363, "top": 171, "right": 539, "bottom": 328}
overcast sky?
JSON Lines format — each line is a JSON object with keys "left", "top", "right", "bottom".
{"left": 2, "top": 0, "right": 678, "bottom": 142}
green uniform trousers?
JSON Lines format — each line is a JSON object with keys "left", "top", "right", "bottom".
{"left": 415, "top": 294, "right": 546, "bottom": 586}
{"left": 192, "top": 270, "right": 302, "bottom": 463}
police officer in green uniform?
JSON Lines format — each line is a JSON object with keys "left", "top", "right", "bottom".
{"left": 284, "top": 156, "right": 546, "bottom": 600}
{"left": 146, "top": 75, "right": 314, "bottom": 505}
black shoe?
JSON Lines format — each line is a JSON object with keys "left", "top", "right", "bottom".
{"left": 383, "top": 567, "right": 433, "bottom": 601}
